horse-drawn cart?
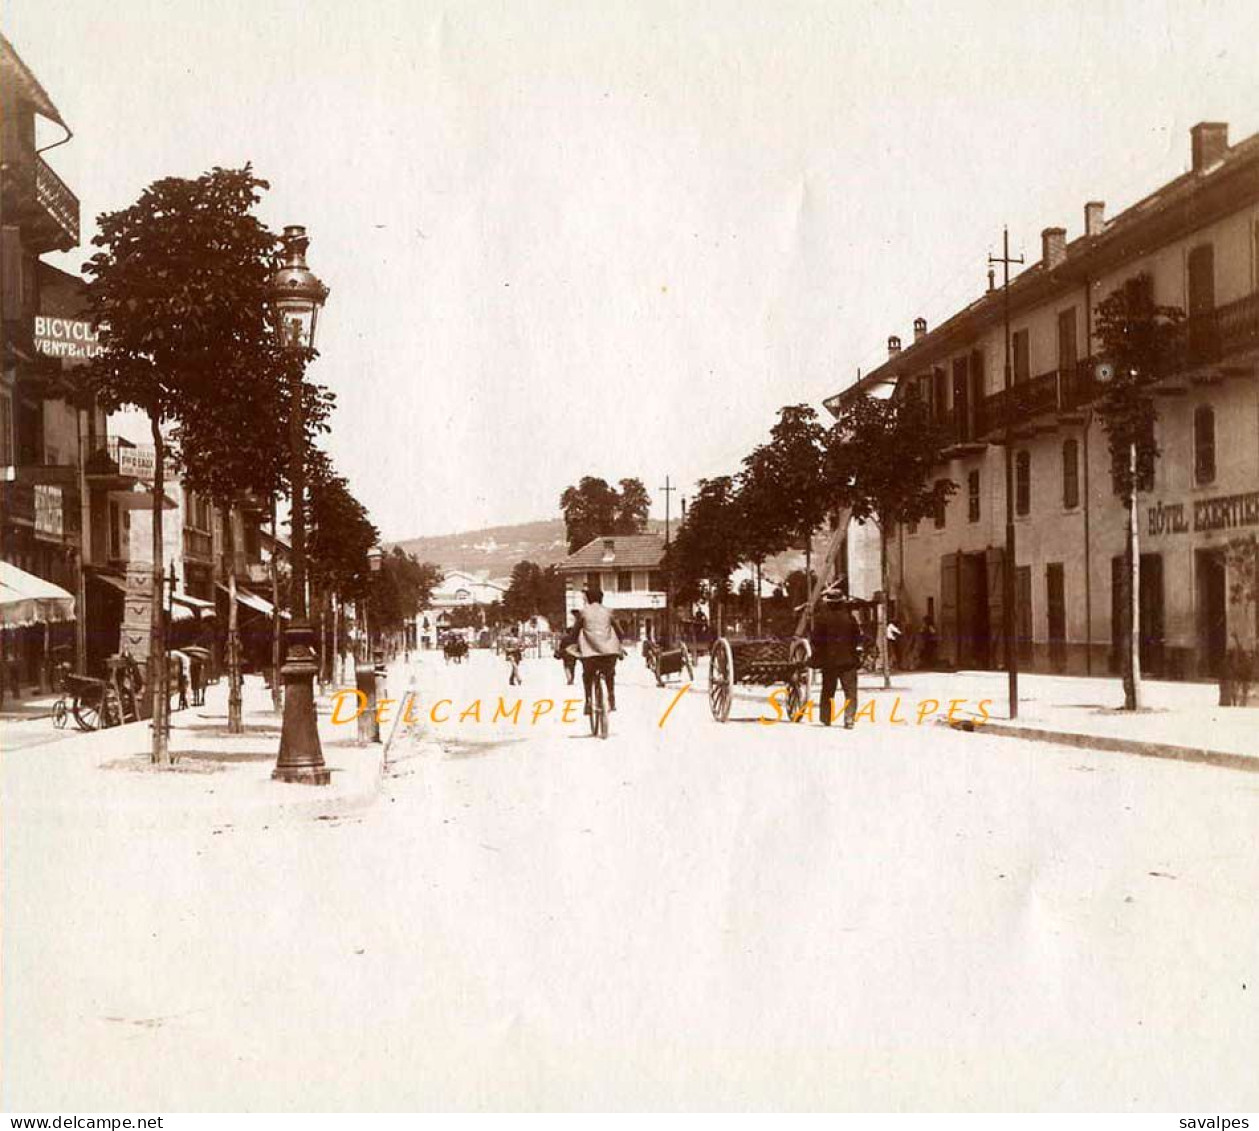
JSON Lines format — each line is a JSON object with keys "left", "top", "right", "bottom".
{"left": 707, "top": 635, "right": 812, "bottom": 722}
{"left": 646, "top": 640, "right": 695, "bottom": 687}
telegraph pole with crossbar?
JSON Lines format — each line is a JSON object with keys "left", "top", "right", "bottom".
{"left": 659, "top": 476, "right": 676, "bottom": 643}
{"left": 989, "top": 227, "right": 1025, "bottom": 720}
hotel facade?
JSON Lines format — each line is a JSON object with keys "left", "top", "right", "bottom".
{"left": 825, "top": 122, "right": 1259, "bottom": 681}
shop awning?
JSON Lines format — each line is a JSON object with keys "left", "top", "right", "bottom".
{"left": 172, "top": 592, "right": 215, "bottom": 622}
{"left": 216, "top": 583, "right": 285, "bottom": 618}
{"left": 1, "top": 561, "right": 76, "bottom": 627}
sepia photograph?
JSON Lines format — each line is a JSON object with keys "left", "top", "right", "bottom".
{"left": 2, "top": 0, "right": 1258, "bottom": 1119}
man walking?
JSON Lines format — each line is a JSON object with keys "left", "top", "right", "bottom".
{"left": 810, "top": 584, "right": 862, "bottom": 728}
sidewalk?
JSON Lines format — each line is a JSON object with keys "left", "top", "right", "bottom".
{"left": 1, "top": 662, "right": 414, "bottom": 825}
{"left": 733, "top": 666, "right": 1259, "bottom": 771}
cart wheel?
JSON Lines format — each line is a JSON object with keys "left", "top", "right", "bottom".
{"left": 73, "top": 696, "right": 100, "bottom": 732}
{"left": 52, "top": 699, "right": 68, "bottom": 729}
{"left": 708, "top": 638, "right": 733, "bottom": 722}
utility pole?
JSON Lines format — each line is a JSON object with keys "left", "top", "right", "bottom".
{"left": 989, "top": 227, "right": 1024, "bottom": 720}
{"left": 659, "top": 475, "right": 675, "bottom": 643}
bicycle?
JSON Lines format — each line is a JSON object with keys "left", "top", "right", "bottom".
{"left": 588, "top": 664, "right": 611, "bottom": 740}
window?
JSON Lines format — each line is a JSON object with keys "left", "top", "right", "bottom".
{"left": 617, "top": 570, "right": 632, "bottom": 593}
{"left": 933, "top": 479, "right": 947, "bottom": 529}
{"left": 952, "top": 357, "right": 970, "bottom": 438}
{"left": 1194, "top": 405, "right": 1216, "bottom": 484}
{"left": 0, "top": 389, "right": 12, "bottom": 465}
{"left": 1057, "top": 307, "right": 1077, "bottom": 379}
{"left": 1015, "top": 449, "right": 1031, "bottom": 516}
{"left": 1062, "top": 438, "right": 1080, "bottom": 509}
{"left": 586, "top": 571, "right": 601, "bottom": 591}
{"left": 1012, "top": 329, "right": 1030, "bottom": 384}
{"left": 109, "top": 501, "right": 122, "bottom": 559}
{"left": 967, "top": 470, "right": 980, "bottom": 523}
{"left": 932, "top": 367, "right": 948, "bottom": 421}
{"left": 648, "top": 570, "right": 665, "bottom": 591}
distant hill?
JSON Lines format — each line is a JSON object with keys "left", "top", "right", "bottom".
{"left": 389, "top": 516, "right": 830, "bottom": 587}
{"left": 390, "top": 518, "right": 664, "bottom": 580}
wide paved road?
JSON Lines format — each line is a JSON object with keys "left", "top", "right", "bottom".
{"left": 4, "top": 648, "right": 1258, "bottom": 1110}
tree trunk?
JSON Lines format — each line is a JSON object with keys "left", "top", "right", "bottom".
{"left": 227, "top": 511, "right": 243, "bottom": 734}
{"left": 318, "top": 593, "right": 327, "bottom": 692}
{"left": 755, "top": 560, "right": 763, "bottom": 636}
{"left": 332, "top": 592, "right": 341, "bottom": 684}
{"left": 150, "top": 415, "right": 170, "bottom": 766}
{"left": 804, "top": 535, "right": 812, "bottom": 636}
{"left": 270, "top": 496, "right": 282, "bottom": 712}
{"left": 880, "top": 523, "right": 891, "bottom": 690}
{"left": 1125, "top": 442, "right": 1143, "bottom": 710}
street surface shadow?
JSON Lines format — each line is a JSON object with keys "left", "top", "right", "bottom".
{"left": 99, "top": 756, "right": 228, "bottom": 775}
{"left": 441, "top": 736, "right": 528, "bottom": 760}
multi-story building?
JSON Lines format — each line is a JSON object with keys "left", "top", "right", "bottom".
{"left": 1, "top": 34, "right": 93, "bottom": 691}
{"left": 414, "top": 569, "right": 507, "bottom": 648}
{"left": 557, "top": 534, "right": 668, "bottom": 642}
{"left": 825, "top": 121, "right": 1259, "bottom": 681}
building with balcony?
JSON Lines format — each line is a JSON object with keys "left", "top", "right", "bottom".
{"left": 558, "top": 534, "right": 668, "bottom": 642}
{"left": 1, "top": 36, "right": 96, "bottom": 692}
{"left": 824, "top": 121, "right": 1259, "bottom": 682}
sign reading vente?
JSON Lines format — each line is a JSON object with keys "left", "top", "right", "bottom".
{"left": 33, "top": 315, "right": 102, "bottom": 362}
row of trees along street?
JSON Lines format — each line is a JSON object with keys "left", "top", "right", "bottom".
{"left": 78, "top": 165, "right": 438, "bottom": 765}
{"left": 665, "top": 271, "right": 1193, "bottom": 706}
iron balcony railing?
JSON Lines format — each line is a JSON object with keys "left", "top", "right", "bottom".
{"left": 34, "top": 156, "right": 80, "bottom": 248}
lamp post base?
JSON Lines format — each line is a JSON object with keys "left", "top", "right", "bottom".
{"left": 273, "top": 618, "right": 330, "bottom": 786}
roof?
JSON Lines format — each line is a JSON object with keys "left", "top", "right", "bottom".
{"left": 825, "top": 123, "right": 1259, "bottom": 414}
{"left": 558, "top": 534, "right": 666, "bottom": 572}
{"left": 1, "top": 34, "right": 66, "bottom": 126}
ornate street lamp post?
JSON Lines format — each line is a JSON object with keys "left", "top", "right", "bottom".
{"left": 366, "top": 545, "right": 383, "bottom": 658}
{"left": 270, "top": 225, "right": 330, "bottom": 785}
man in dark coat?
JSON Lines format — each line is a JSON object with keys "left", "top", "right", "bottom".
{"left": 810, "top": 586, "right": 862, "bottom": 728}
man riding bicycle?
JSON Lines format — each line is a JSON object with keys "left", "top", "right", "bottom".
{"left": 567, "top": 587, "right": 624, "bottom": 715}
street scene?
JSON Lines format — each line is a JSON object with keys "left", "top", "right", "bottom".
{"left": 5, "top": 649, "right": 1259, "bottom": 1110}
{"left": 4, "top": 0, "right": 1259, "bottom": 1118}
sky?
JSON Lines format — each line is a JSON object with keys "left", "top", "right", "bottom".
{"left": 6, "top": 0, "right": 1259, "bottom": 540}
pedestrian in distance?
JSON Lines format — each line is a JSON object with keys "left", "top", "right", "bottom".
{"left": 557, "top": 610, "right": 581, "bottom": 686}
{"left": 919, "top": 613, "right": 939, "bottom": 671}
{"left": 885, "top": 615, "right": 902, "bottom": 671}
{"left": 809, "top": 583, "right": 862, "bottom": 728}
{"left": 504, "top": 632, "right": 524, "bottom": 685}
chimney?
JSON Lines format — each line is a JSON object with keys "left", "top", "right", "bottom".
{"left": 887, "top": 334, "right": 902, "bottom": 357}
{"left": 1041, "top": 226, "right": 1067, "bottom": 270}
{"left": 1084, "top": 200, "right": 1105, "bottom": 237}
{"left": 987, "top": 267, "right": 995, "bottom": 293}
{"left": 1190, "top": 122, "right": 1228, "bottom": 172}
{"left": 913, "top": 317, "right": 927, "bottom": 342}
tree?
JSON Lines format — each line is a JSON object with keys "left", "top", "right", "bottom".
{"left": 79, "top": 165, "right": 294, "bottom": 763}
{"left": 614, "top": 478, "right": 651, "bottom": 534}
{"left": 1094, "top": 273, "right": 1184, "bottom": 709}
{"left": 559, "top": 475, "right": 651, "bottom": 552}
{"left": 826, "top": 392, "right": 955, "bottom": 688}
{"left": 367, "top": 548, "right": 441, "bottom": 644}
{"left": 735, "top": 440, "right": 790, "bottom": 635}
{"left": 306, "top": 452, "right": 380, "bottom": 664}
{"left": 667, "top": 476, "right": 742, "bottom": 633}
{"left": 503, "top": 561, "right": 566, "bottom": 627}
{"left": 760, "top": 406, "right": 829, "bottom": 618}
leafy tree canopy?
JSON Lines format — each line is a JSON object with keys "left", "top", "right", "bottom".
{"left": 825, "top": 392, "right": 955, "bottom": 530}
{"left": 1094, "top": 273, "right": 1184, "bottom": 500}
{"left": 560, "top": 475, "right": 651, "bottom": 553}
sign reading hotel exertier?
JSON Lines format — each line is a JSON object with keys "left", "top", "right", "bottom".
{"left": 32, "top": 315, "right": 103, "bottom": 363}
{"left": 1147, "top": 491, "right": 1259, "bottom": 536}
